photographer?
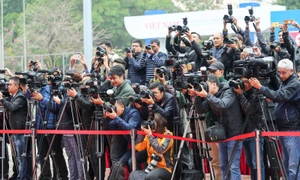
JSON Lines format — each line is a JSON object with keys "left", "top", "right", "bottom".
{"left": 249, "top": 59, "right": 300, "bottom": 179}
{"left": 129, "top": 113, "right": 174, "bottom": 180}
{"left": 139, "top": 39, "right": 167, "bottom": 85}
{"left": 99, "top": 40, "right": 120, "bottom": 67}
{"left": 0, "top": 77, "right": 31, "bottom": 180}
{"left": 91, "top": 65, "right": 134, "bottom": 107}
{"left": 67, "top": 76, "right": 101, "bottom": 180}
{"left": 30, "top": 72, "right": 68, "bottom": 180}
{"left": 194, "top": 74, "right": 244, "bottom": 179}
{"left": 232, "top": 77, "right": 265, "bottom": 180}
{"left": 124, "top": 39, "right": 146, "bottom": 85}
{"left": 105, "top": 98, "right": 143, "bottom": 166}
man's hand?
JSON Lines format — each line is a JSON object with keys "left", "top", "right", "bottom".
{"left": 67, "top": 88, "right": 77, "bottom": 98}
{"left": 31, "top": 92, "right": 43, "bottom": 101}
{"left": 233, "top": 86, "right": 243, "bottom": 95}
{"left": 157, "top": 73, "right": 166, "bottom": 85}
{"left": 254, "top": 18, "right": 260, "bottom": 30}
{"left": 249, "top": 77, "right": 262, "bottom": 89}
{"left": 4, "top": 68, "right": 13, "bottom": 77}
{"left": 79, "top": 54, "right": 87, "bottom": 65}
{"left": 53, "top": 96, "right": 61, "bottom": 105}
{"left": 207, "top": 56, "right": 217, "bottom": 64}
{"left": 141, "top": 126, "right": 152, "bottom": 136}
{"left": 253, "top": 46, "right": 261, "bottom": 57}
{"left": 91, "top": 94, "right": 105, "bottom": 105}
{"left": 241, "top": 50, "right": 249, "bottom": 60}
{"left": 292, "top": 20, "right": 300, "bottom": 29}
{"left": 125, "top": 52, "right": 133, "bottom": 58}
{"left": 228, "top": 43, "right": 237, "bottom": 50}
{"left": 195, "top": 86, "right": 207, "bottom": 98}
{"left": 0, "top": 91, "right": 3, "bottom": 100}
{"left": 181, "top": 64, "right": 188, "bottom": 73}
{"left": 187, "top": 84, "right": 196, "bottom": 96}
{"left": 270, "top": 26, "right": 275, "bottom": 33}
{"left": 141, "top": 96, "right": 155, "bottom": 105}
{"left": 283, "top": 23, "right": 288, "bottom": 32}
{"left": 185, "top": 31, "right": 193, "bottom": 41}
{"left": 105, "top": 109, "right": 117, "bottom": 119}
{"left": 70, "top": 56, "right": 76, "bottom": 68}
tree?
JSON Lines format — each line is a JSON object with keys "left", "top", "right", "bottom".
{"left": 173, "top": 0, "right": 220, "bottom": 11}
{"left": 274, "top": 0, "right": 300, "bottom": 10}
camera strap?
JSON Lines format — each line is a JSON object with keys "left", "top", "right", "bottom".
{"left": 230, "top": 24, "right": 238, "bottom": 34}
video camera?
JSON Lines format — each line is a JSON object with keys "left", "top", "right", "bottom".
{"left": 244, "top": 7, "right": 255, "bottom": 22}
{"left": 223, "top": 4, "right": 234, "bottom": 24}
{"left": 38, "top": 69, "right": 63, "bottom": 96}
{"left": 15, "top": 70, "right": 47, "bottom": 92}
{"left": 29, "top": 60, "right": 39, "bottom": 72}
{"left": 230, "top": 57, "right": 276, "bottom": 79}
{"left": 95, "top": 46, "right": 107, "bottom": 64}
{"left": 0, "top": 78, "right": 9, "bottom": 97}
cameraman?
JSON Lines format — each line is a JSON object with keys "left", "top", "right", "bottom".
{"left": 0, "top": 77, "right": 30, "bottom": 180}
{"left": 104, "top": 98, "right": 143, "bottom": 166}
{"left": 91, "top": 65, "right": 134, "bottom": 107}
{"left": 130, "top": 113, "right": 174, "bottom": 180}
{"left": 67, "top": 76, "right": 102, "bottom": 180}
{"left": 139, "top": 39, "right": 167, "bottom": 85}
{"left": 249, "top": 59, "right": 300, "bottom": 179}
{"left": 30, "top": 72, "right": 69, "bottom": 180}
{"left": 233, "top": 77, "right": 265, "bottom": 180}
{"left": 124, "top": 39, "right": 146, "bottom": 85}
{"left": 194, "top": 74, "right": 244, "bottom": 179}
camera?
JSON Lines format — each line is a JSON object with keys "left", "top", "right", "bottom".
{"left": 103, "top": 102, "right": 116, "bottom": 113}
{"left": 95, "top": 46, "right": 107, "bottom": 64}
{"left": 270, "top": 41, "right": 280, "bottom": 49}
{"left": 29, "top": 60, "right": 39, "bottom": 72}
{"left": 185, "top": 67, "right": 209, "bottom": 91}
{"left": 128, "top": 94, "right": 142, "bottom": 104}
{"left": 155, "top": 66, "right": 170, "bottom": 79}
{"left": 231, "top": 57, "right": 276, "bottom": 79}
{"left": 0, "top": 69, "right": 5, "bottom": 74}
{"left": 244, "top": 7, "right": 255, "bottom": 22}
{"left": 145, "top": 154, "right": 162, "bottom": 174}
{"left": 176, "top": 17, "right": 189, "bottom": 35}
{"left": 202, "top": 40, "right": 214, "bottom": 61}
{"left": 15, "top": 70, "right": 47, "bottom": 91}
{"left": 168, "top": 25, "right": 177, "bottom": 32}
{"left": 124, "top": 47, "right": 135, "bottom": 54}
{"left": 223, "top": 4, "right": 234, "bottom": 24}
{"left": 145, "top": 45, "right": 152, "bottom": 51}
{"left": 140, "top": 89, "right": 154, "bottom": 99}
{"left": 229, "top": 79, "right": 245, "bottom": 89}
{"left": 141, "top": 119, "right": 155, "bottom": 130}
{"left": 0, "top": 78, "right": 9, "bottom": 97}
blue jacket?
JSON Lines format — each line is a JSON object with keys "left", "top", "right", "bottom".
{"left": 139, "top": 52, "right": 167, "bottom": 84}
{"left": 125, "top": 52, "right": 146, "bottom": 85}
{"left": 36, "top": 85, "right": 59, "bottom": 129}
{"left": 260, "top": 74, "right": 300, "bottom": 130}
{"left": 109, "top": 107, "right": 142, "bottom": 131}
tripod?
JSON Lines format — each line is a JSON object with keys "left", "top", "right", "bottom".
{"left": 222, "top": 93, "right": 287, "bottom": 180}
{"left": 171, "top": 104, "right": 215, "bottom": 180}
{"left": 69, "top": 97, "right": 88, "bottom": 179}
{"left": 0, "top": 106, "right": 9, "bottom": 179}
{"left": 94, "top": 105, "right": 105, "bottom": 180}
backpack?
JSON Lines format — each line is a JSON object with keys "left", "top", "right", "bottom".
{"left": 128, "top": 170, "right": 147, "bottom": 180}
{"left": 108, "top": 161, "right": 130, "bottom": 180}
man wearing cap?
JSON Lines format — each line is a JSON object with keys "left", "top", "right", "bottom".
{"left": 206, "top": 61, "right": 227, "bottom": 180}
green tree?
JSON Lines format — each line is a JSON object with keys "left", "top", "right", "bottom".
{"left": 173, "top": 0, "right": 219, "bottom": 11}
{"left": 275, "top": 0, "right": 300, "bottom": 10}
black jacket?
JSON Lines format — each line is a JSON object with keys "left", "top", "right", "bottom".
{"left": 1, "top": 90, "right": 28, "bottom": 129}
{"left": 259, "top": 74, "right": 300, "bottom": 131}
{"left": 152, "top": 92, "right": 183, "bottom": 134}
{"left": 237, "top": 88, "right": 264, "bottom": 133}
{"left": 74, "top": 94, "right": 95, "bottom": 130}
{"left": 195, "top": 84, "right": 244, "bottom": 138}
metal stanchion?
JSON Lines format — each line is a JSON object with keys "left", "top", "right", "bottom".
{"left": 130, "top": 129, "right": 137, "bottom": 172}
{"left": 256, "top": 130, "right": 262, "bottom": 180}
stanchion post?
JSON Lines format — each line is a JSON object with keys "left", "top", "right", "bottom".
{"left": 130, "top": 129, "right": 137, "bottom": 171}
{"left": 255, "top": 130, "right": 262, "bottom": 180}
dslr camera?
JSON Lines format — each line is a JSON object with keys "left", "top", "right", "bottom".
{"left": 95, "top": 46, "right": 107, "bottom": 64}
{"left": 223, "top": 4, "right": 234, "bottom": 24}
{"left": 141, "top": 119, "right": 155, "bottom": 130}
{"left": 202, "top": 40, "right": 214, "bottom": 61}
{"left": 124, "top": 47, "right": 135, "bottom": 54}
{"left": 155, "top": 66, "right": 170, "bottom": 79}
{"left": 244, "top": 7, "right": 255, "bottom": 22}
{"left": 103, "top": 102, "right": 116, "bottom": 113}
{"left": 185, "top": 67, "right": 209, "bottom": 92}
{"left": 229, "top": 79, "right": 245, "bottom": 89}
{"left": 145, "top": 45, "right": 152, "bottom": 51}
{"left": 176, "top": 17, "right": 189, "bottom": 35}
{"left": 145, "top": 154, "right": 162, "bottom": 174}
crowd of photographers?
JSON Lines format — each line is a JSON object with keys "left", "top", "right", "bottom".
{"left": 0, "top": 6, "right": 300, "bottom": 180}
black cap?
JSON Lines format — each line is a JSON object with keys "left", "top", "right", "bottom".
{"left": 208, "top": 61, "right": 225, "bottom": 70}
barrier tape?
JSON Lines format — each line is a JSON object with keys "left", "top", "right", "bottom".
{"left": 0, "top": 130, "right": 299, "bottom": 143}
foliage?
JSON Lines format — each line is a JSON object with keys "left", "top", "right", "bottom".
{"left": 274, "top": 0, "right": 300, "bottom": 10}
